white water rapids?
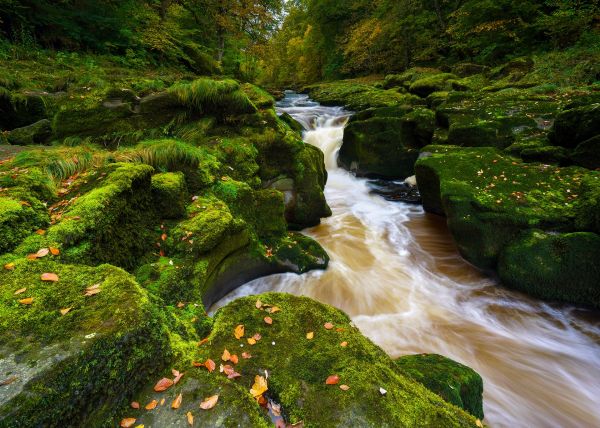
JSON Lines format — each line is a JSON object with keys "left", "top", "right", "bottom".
{"left": 214, "top": 93, "right": 600, "bottom": 427}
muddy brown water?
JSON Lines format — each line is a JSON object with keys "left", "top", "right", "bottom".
{"left": 213, "top": 93, "right": 600, "bottom": 427}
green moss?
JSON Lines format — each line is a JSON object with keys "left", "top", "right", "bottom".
{"left": 395, "top": 354, "right": 484, "bottom": 420}
{"left": 0, "top": 260, "right": 172, "bottom": 426}
{"left": 409, "top": 74, "right": 459, "bottom": 98}
{"left": 199, "top": 293, "right": 479, "bottom": 427}
{"left": 571, "top": 135, "right": 600, "bottom": 170}
{"left": 0, "top": 196, "right": 48, "bottom": 253}
{"left": 242, "top": 83, "right": 275, "bottom": 110}
{"left": 279, "top": 112, "right": 304, "bottom": 133}
{"left": 574, "top": 174, "right": 600, "bottom": 234}
{"left": 151, "top": 172, "right": 188, "bottom": 219}
{"left": 498, "top": 230, "right": 600, "bottom": 307}
{"left": 549, "top": 103, "right": 600, "bottom": 148}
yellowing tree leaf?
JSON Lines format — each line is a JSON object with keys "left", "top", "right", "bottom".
{"left": 264, "top": 316, "right": 273, "bottom": 325}
{"left": 269, "top": 306, "right": 280, "bottom": 314}
{"left": 153, "top": 377, "right": 174, "bottom": 392}
{"left": 172, "top": 393, "right": 183, "bottom": 409}
{"left": 222, "top": 349, "right": 231, "bottom": 361}
{"left": 41, "top": 272, "right": 59, "bottom": 282}
{"left": 36, "top": 248, "right": 49, "bottom": 258}
{"left": 325, "top": 375, "right": 340, "bottom": 385}
{"left": 19, "top": 297, "right": 33, "bottom": 305}
{"left": 234, "top": 324, "right": 245, "bottom": 339}
{"left": 247, "top": 338, "right": 256, "bottom": 345}
{"left": 49, "top": 247, "right": 60, "bottom": 256}
{"left": 199, "top": 394, "right": 219, "bottom": 410}
{"left": 145, "top": 400, "right": 158, "bottom": 410}
{"left": 306, "top": 332, "right": 314, "bottom": 340}
{"left": 250, "top": 375, "right": 268, "bottom": 398}
{"left": 4, "top": 262, "right": 15, "bottom": 270}
{"left": 187, "top": 411, "right": 194, "bottom": 426}
{"left": 120, "top": 418, "right": 137, "bottom": 428}
{"left": 60, "top": 307, "right": 72, "bottom": 315}
{"left": 84, "top": 284, "right": 101, "bottom": 296}
{"left": 14, "top": 287, "right": 26, "bottom": 295}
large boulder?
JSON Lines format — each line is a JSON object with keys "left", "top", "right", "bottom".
{"left": 571, "top": 135, "right": 600, "bottom": 169}
{"left": 0, "top": 260, "right": 171, "bottom": 426}
{"left": 409, "top": 74, "right": 458, "bottom": 98}
{"left": 498, "top": 230, "right": 600, "bottom": 307}
{"left": 395, "top": 354, "right": 484, "bottom": 420}
{"left": 549, "top": 103, "right": 600, "bottom": 148}
{"left": 340, "top": 108, "right": 435, "bottom": 179}
{"left": 123, "top": 293, "right": 482, "bottom": 428}
{"left": 7, "top": 119, "right": 52, "bottom": 145}
{"left": 151, "top": 172, "right": 188, "bottom": 219}
{"left": 0, "top": 196, "right": 49, "bottom": 254}
{"left": 0, "top": 90, "right": 47, "bottom": 131}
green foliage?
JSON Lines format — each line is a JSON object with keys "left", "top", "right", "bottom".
{"left": 120, "top": 139, "right": 204, "bottom": 171}
{"left": 12, "top": 145, "right": 99, "bottom": 181}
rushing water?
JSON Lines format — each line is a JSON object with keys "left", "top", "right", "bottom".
{"left": 214, "top": 93, "right": 600, "bottom": 427}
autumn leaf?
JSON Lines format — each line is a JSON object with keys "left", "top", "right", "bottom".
{"left": 19, "top": 297, "right": 33, "bottom": 305}
{"left": 36, "top": 248, "right": 49, "bottom": 258}
{"left": 200, "top": 395, "right": 219, "bottom": 410}
{"left": 269, "top": 306, "right": 280, "bottom": 314}
{"left": 234, "top": 324, "right": 245, "bottom": 339}
{"left": 35, "top": 229, "right": 46, "bottom": 235}
{"left": 41, "top": 272, "right": 59, "bottom": 282}
{"left": 324, "top": 322, "right": 334, "bottom": 330}
{"left": 306, "top": 332, "right": 314, "bottom": 340}
{"left": 27, "top": 254, "right": 38, "bottom": 260}
{"left": 198, "top": 337, "right": 209, "bottom": 346}
{"left": 172, "top": 393, "right": 183, "bottom": 409}
{"left": 339, "top": 384, "right": 350, "bottom": 391}
{"left": 187, "top": 411, "right": 194, "bottom": 426}
{"left": 49, "top": 247, "right": 60, "bottom": 256}
{"left": 154, "top": 377, "right": 174, "bottom": 392}
{"left": 177, "top": 302, "right": 185, "bottom": 308}
{"left": 253, "top": 333, "right": 262, "bottom": 341}
{"left": 3, "top": 262, "right": 15, "bottom": 270}
{"left": 160, "top": 398, "right": 166, "bottom": 406}
{"left": 145, "top": 400, "right": 158, "bottom": 410}
{"left": 14, "top": 287, "right": 26, "bottom": 295}
{"left": 242, "top": 352, "right": 252, "bottom": 359}
{"left": 161, "top": 233, "right": 167, "bottom": 241}
{"left": 230, "top": 354, "right": 239, "bottom": 364}
{"left": 222, "top": 349, "right": 231, "bottom": 361}
{"left": 204, "top": 359, "right": 216, "bottom": 372}
{"left": 172, "top": 370, "right": 184, "bottom": 384}
{"left": 131, "top": 402, "right": 140, "bottom": 409}
{"left": 264, "top": 316, "right": 273, "bottom": 325}
{"left": 84, "top": 283, "right": 101, "bottom": 296}
{"left": 120, "top": 418, "right": 136, "bottom": 428}
{"left": 476, "top": 419, "right": 484, "bottom": 428}
{"left": 325, "top": 375, "right": 339, "bottom": 385}
{"left": 255, "top": 299, "right": 262, "bottom": 309}
{"left": 222, "top": 364, "right": 241, "bottom": 379}
{"left": 250, "top": 375, "right": 268, "bottom": 399}
{"left": 247, "top": 338, "right": 256, "bottom": 345}
{"left": 340, "top": 341, "right": 348, "bottom": 347}
{"left": 60, "top": 307, "right": 72, "bottom": 315}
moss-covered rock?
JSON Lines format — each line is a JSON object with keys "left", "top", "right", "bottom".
{"left": 279, "top": 112, "right": 304, "bottom": 132}
{"left": 0, "top": 196, "right": 49, "bottom": 253}
{"left": 520, "top": 145, "right": 570, "bottom": 165}
{"left": 0, "top": 91, "right": 47, "bottom": 131}
{"left": 498, "top": 230, "right": 600, "bottom": 307}
{"left": 571, "top": 135, "right": 600, "bottom": 170}
{"left": 6, "top": 119, "right": 52, "bottom": 145}
{"left": 415, "top": 145, "right": 591, "bottom": 271}
{"left": 395, "top": 354, "right": 484, "bottom": 420}
{"left": 409, "top": 74, "right": 458, "bottom": 98}
{"left": 0, "top": 260, "right": 171, "bottom": 426}
{"left": 152, "top": 172, "right": 188, "bottom": 219}
{"left": 126, "top": 293, "right": 478, "bottom": 428}
{"left": 340, "top": 109, "right": 434, "bottom": 179}
{"left": 549, "top": 103, "right": 600, "bottom": 148}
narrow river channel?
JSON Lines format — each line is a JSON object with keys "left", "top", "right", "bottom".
{"left": 213, "top": 93, "right": 600, "bottom": 427}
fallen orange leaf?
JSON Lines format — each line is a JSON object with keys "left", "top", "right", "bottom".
{"left": 161, "top": 233, "right": 167, "bottom": 241}
{"left": 131, "top": 401, "right": 140, "bottom": 409}
{"left": 324, "top": 322, "right": 334, "bottom": 330}
{"left": 255, "top": 299, "right": 262, "bottom": 309}
{"left": 264, "top": 316, "right": 273, "bottom": 325}
{"left": 199, "top": 394, "right": 219, "bottom": 410}
{"left": 222, "top": 349, "right": 231, "bottom": 361}
{"left": 145, "top": 399, "right": 158, "bottom": 410}
{"left": 250, "top": 375, "right": 268, "bottom": 399}
{"left": 269, "top": 306, "right": 280, "bottom": 314}
{"left": 3, "top": 263, "right": 15, "bottom": 270}
{"left": 49, "top": 247, "right": 60, "bottom": 256}
{"left": 340, "top": 384, "right": 350, "bottom": 391}
{"left": 242, "top": 352, "right": 252, "bottom": 359}
{"left": 306, "top": 332, "right": 314, "bottom": 340}
{"left": 41, "top": 273, "right": 59, "bottom": 282}
{"left": 172, "top": 393, "right": 183, "bottom": 409}
{"left": 198, "top": 337, "right": 209, "bottom": 346}
{"left": 173, "top": 371, "right": 184, "bottom": 384}
{"left": 14, "top": 287, "right": 26, "bottom": 295}
{"left": 253, "top": 333, "right": 262, "bottom": 341}
{"left": 187, "top": 411, "right": 194, "bottom": 426}
{"left": 204, "top": 359, "right": 216, "bottom": 372}
{"left": 222, "top": 364, "right": 241, "bottom": 379}
{"left": 340, "top": 341, "right": 348, "bottom": 347}
{"left": 60, "top": 307, "right": 72, "bottom": 315}
{"left": 234, "top": 324, "right": 245, "bottom": 339}
{"left": 154, "top": 377, "right": 174, "bottom": 392}
{"left": 35, "top": 229, "right": 46, "bottom": 235}
{"left": 27, "top": 254, "right": 38, "bottom": 260}
{"left": 19, "top": 297, "right": 33, "bottom": 305}
{"left": 230, "top": 354, "right": 238, "bottom": 364}
{"left": 120, "top": 418, "right": 136, "bottom": 428}
{"left": 326, "top": 375, "right": 340, "bottom": 385}
{"left": 84, "top": 283, "right": 101, "bottom": 296}
{"left": 247, "top": 338, "right": 256, "bottom": 345}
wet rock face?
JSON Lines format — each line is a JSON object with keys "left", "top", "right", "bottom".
{"left": 367, "top": 179, "right": 421, "bottom": 204}
{"left": 7, "top": 119, "right": 52, "bottom": 145}
{"left": 549, "top": 103, "right": 600, "bottom": 148}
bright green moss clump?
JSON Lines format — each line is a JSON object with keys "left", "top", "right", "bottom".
{"left": 151, "top": 171, "right": 188, "bottom": 219}
{"left": 0, "top": 260, "right": 171, "bottom": 426}
{"left": 498, "top": 230, "right": 600, "bottom": 307}
{"left": 0, "top": 196, "right": 48, "bottom": 253}
{"left": 395, "top": 354, "right": 484, "bottom": 420}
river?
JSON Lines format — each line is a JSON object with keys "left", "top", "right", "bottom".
{"left": 213, "top": 92, "right": 600, "bottom": 427}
